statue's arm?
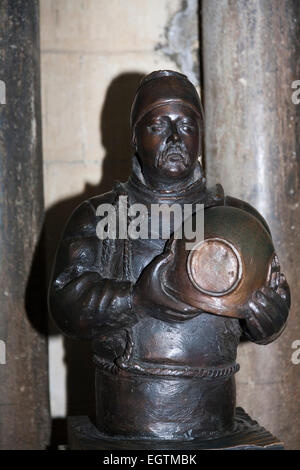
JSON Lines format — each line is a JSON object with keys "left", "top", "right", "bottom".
{"left": 225, "top": 195, "right": 291, "bottom": 344}
{"left": 48, "top": 199, "right": 137, "bottom": 339}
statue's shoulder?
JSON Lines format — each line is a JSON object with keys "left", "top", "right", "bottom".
{"left": 64, "top": 189, "right": 118, "bottom": 239}
{"left": 88, "top": 189, "right": 118, "bottom": 212}
{"left": 205, "top": 183, "right": 225, "bottom": 207}
{"left": 225, "top": 194, "right": 271, "bottom": 236}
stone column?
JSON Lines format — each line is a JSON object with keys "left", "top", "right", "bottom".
{"left": 0, "top": 0, "right": 50, "bottom": 449}
{"left": 202, "top": 0, "right": 300, "bottom": 449}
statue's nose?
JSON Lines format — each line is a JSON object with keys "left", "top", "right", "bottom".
{"left": 167, "top": 123, "right": 181, "bottom": 144}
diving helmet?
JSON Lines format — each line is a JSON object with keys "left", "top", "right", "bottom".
{"left": 162, "top": 205, "right": 275, "bottom": 319}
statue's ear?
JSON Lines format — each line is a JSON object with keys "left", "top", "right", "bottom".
{"left": 131, "top": 131, "right": 137, "bottom": 149}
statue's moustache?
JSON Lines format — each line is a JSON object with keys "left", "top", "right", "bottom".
{"left": 156, "top": 143, "right": 189, "bottom": 168}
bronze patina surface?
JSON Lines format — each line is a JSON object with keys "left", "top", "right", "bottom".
{"left": 163, "top": 205, "right": 276, "bottom": 318}
{"left": 49, "top": 71, "right": 290, "bottom": 446}
{"left": 188, "top": 238, "right": 241, "bottom": 295}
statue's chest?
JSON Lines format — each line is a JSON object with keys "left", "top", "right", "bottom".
{"left": 131, "top": 313, "right": 241, "bottom": 369}
{"left": 129, "top": 237, "right": 166, "bottom": 281}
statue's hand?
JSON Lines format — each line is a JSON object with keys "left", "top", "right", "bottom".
{"left": 132, "top": 252, "right": 202, "bottom": 322}
{"left": 240, "top": 272, "right": 290, "bottom": 344}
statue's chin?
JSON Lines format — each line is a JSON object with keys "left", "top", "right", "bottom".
{"left": 158, "top": 160, "right": 191, "bottom": 179}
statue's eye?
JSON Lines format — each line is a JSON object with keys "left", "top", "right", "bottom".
{"left": 179, "top": 123, "right": 195, "bottom": 133}
{"left": 148, "top": 124, "right": 166, "bottom": 133}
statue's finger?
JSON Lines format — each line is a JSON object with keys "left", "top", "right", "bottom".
{"left": 252, "top": 290, "right": 285, "bottom": 335}
{"left": 255, "top": 290, "right": 286, "bottom": 332}
{"left": 270, "top": 271, "right": 277, "bottom": 289}
{"left": 261, "top": 286, "right": 290, "bottom": 317}
{"left": 247, "top": 299, "right": 274, "bottom": 338}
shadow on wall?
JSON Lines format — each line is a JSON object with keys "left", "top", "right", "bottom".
{"left": 25, "top": 71, "right": 146, "bottom": 448}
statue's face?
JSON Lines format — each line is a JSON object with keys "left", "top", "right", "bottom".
{"left": 134, "top": 102, "right": 202, "bottom": 181}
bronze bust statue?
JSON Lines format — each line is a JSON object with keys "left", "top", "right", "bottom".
{"left": 49, "top": 71, "right": 290, "bottom": 448}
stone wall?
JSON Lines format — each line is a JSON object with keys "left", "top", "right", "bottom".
{"left": 40, "top": 0, "right": 200, "bottom": 421}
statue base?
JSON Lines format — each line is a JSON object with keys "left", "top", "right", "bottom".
{"left": 67, "top": 407, "right": 283, "bottom": 450}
